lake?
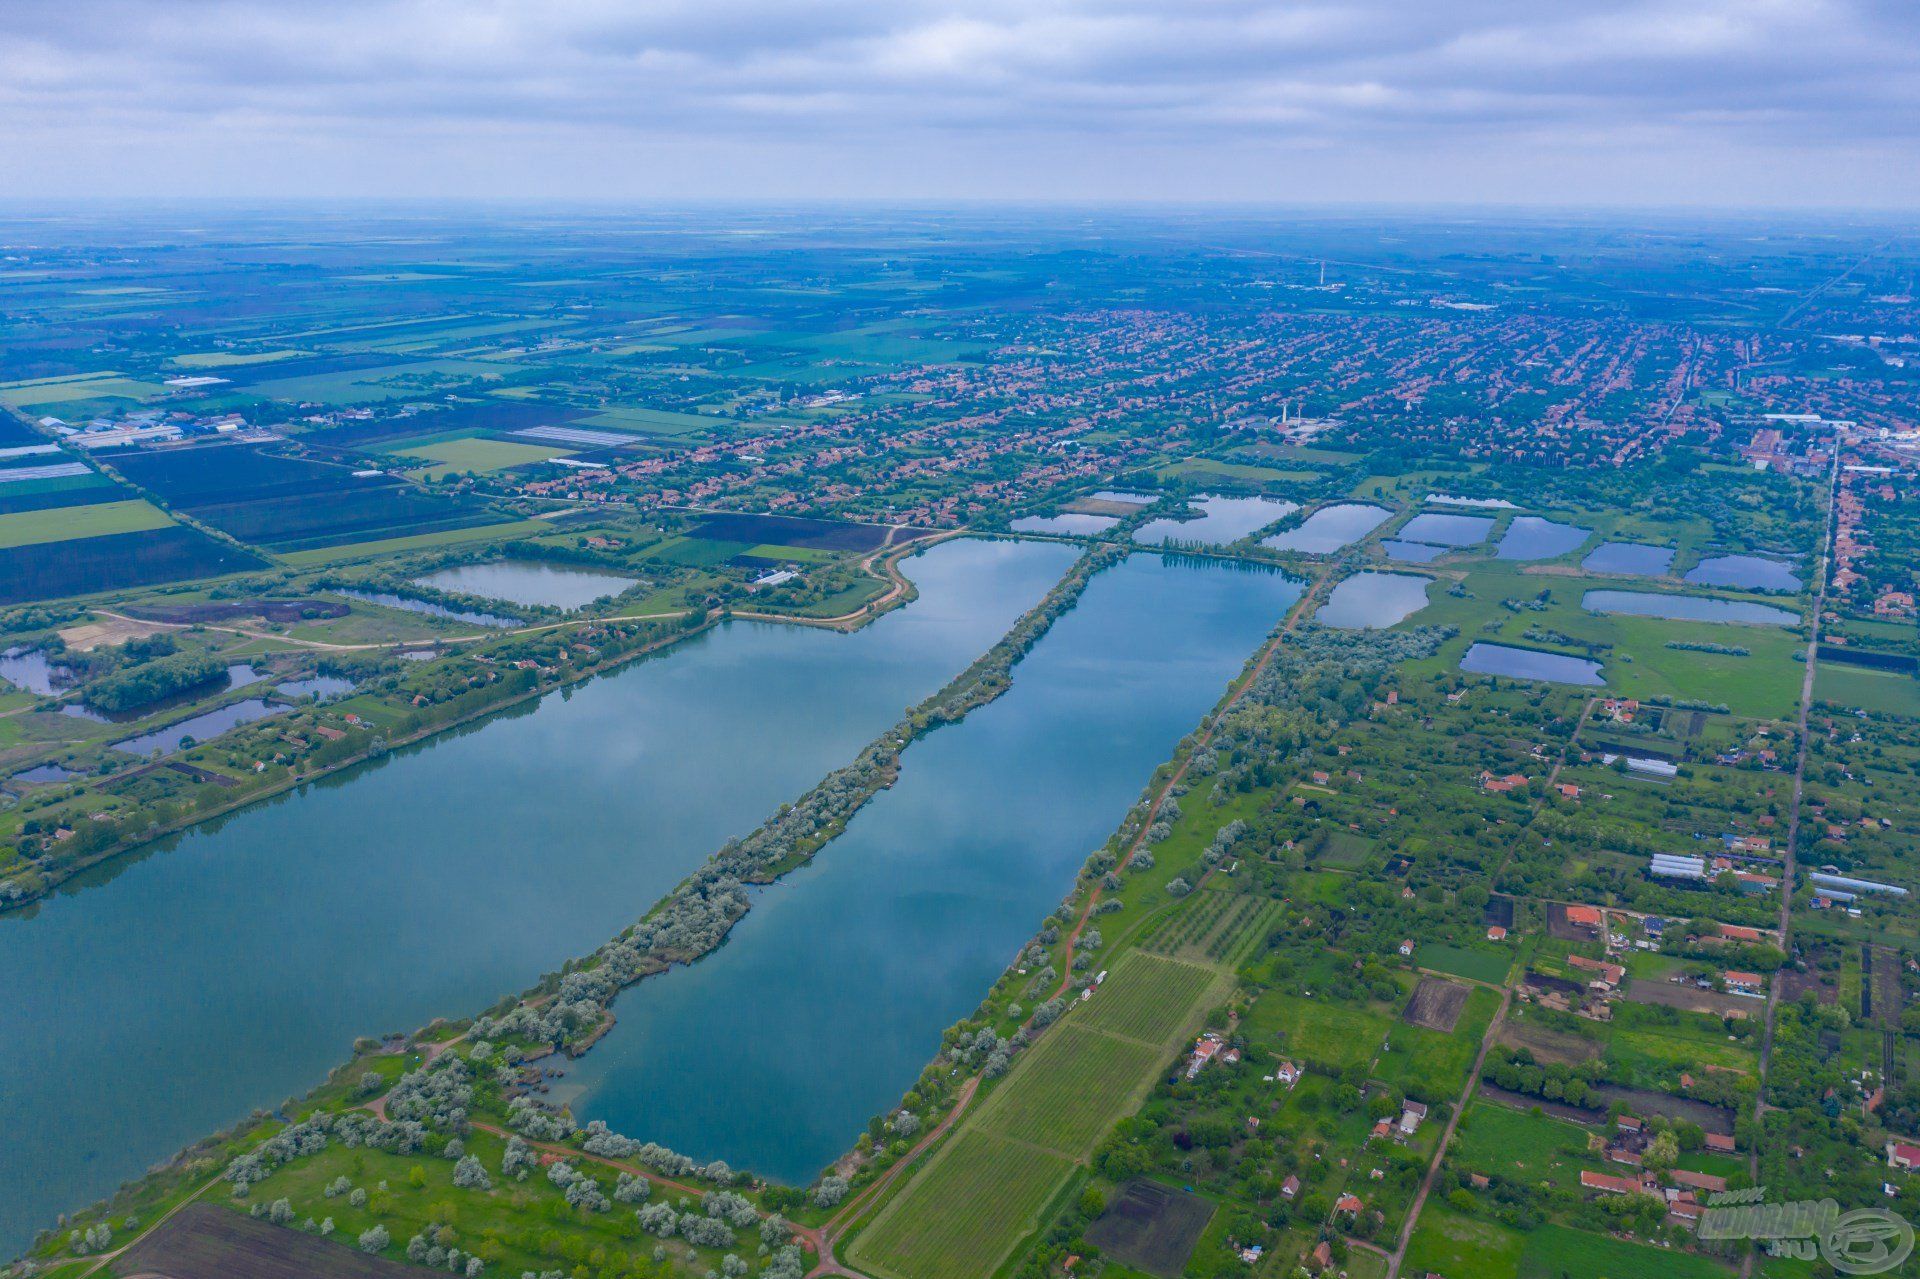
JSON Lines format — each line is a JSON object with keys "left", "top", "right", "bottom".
{"left": 60, "top": 663, "right": 267, "bottom": 726}
{"left": 274, "top": 675, "right": 357, "bottom": 702}
{"left": 565, "top": 553, "right": 1304, "bottom": 1184}
{"left": 1684, "top": 555, "right": 1803, "bottom": 593}
{"left": 1012, "top": 513, "right": 1119, "bottom": 536}
{"left": 1133, "top": 494, "right": 1298, "bottom": 546}
{"left": 1497, "top": 517, "right": 1591, "bottom": 562}
{"left": 111, "top": 697, "right": 290, "bottom": 757}
{"left": 1397, "top": 512, "right": 1495, "bottom": 547}
{"left": 1582, "top": 590, "right": 1800, "bottom": 627}
{"left": 0, "top": 538, "right": 1076, "bottom": 1258}
{"left": 1581, "top": 542, "right": 1675, "bottom": 576}
{"left": 413, "top": 560, "right": 640, "bottom": 612}
{"left": 1262, "top": 503, "right": 1391, "bottom": 554}
{"left": 1460, "top": 642, "right": 1605, "bottom": 686}
{"left": 1315, "top": 572, "right": 1432, "bottom": 629}
{"left": 1428, "top": 494, "right": 1517, "bottom": 509}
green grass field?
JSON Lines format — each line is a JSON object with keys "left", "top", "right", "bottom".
{"left": 1405, "top": 1203, "right": 1525, "bottom": 1279}
{"left": 847, "top": 1130, "right": 1074, "bottom": 1279}
{"left": 277, "top": 518, "right": 550, "bottom": 566}
{"left": 0, "top": 498, "right": 172, "bottom": 548}
{"left": 1241, "top": 993, "right": 1392, "bottom": 1071}
{"left": 1450, "top": 1100, "right": 1596, "bottom": 1189}
{"left": 1817, "top": 663, "right": 1920, "bottom": 717}
{"left": 973, "top": 1025, "right": 1166, "bottom": 1155}
{"left": 1414, "top": 942, "right": 1512, "bottom": 985}
{"left": 1518, "top": 1224, "right": 1735, "bottom": 1279}
{"left": 397, "top": 436, "right": 575, "bottom": 478}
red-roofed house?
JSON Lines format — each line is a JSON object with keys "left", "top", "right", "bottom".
{"left": 1889, "top": 1141, "right": 1920, "bottom": 1171}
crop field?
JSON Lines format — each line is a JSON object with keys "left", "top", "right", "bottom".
{"left": 1076, "top": 953, "right": 1223, "bottom": 1043}
{"left": 0, "top": 498, "right": 171, "bottom": 548}
{"left": 111, "top": 1203, "right": 419, "bottom": 1279}
{"left": 395, "top": 436, "right": 574, "bottom": 478}
{"left": 1138, "top": 890, "right": 1282, "bottom": 966}
{"left": 974, "top": 1025, "right": 1166, "bottom": 1154}
{"left": 1413, "top": 941, "right": 1512, "bottom": 985}
{"left": 1083, "top": 1180, "right": 1216, "bottom": 1278}
{"left": 686, "top": 512, "right": 914, "bottom": 551}
{"left": 0, "top": 525, "right": 267, "bottom": 604}
{"left": 847, "top": 1130, "right": 1074, "bottom": 1279}
{"left": 1403, "top": 976, "right": 1473, "bottom": 1031}
{"left": 1405, "top": 1203, "right": 1526, "bottom": 1279}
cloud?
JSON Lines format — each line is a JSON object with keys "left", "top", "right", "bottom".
{"left": 0, "top": 0, "right": 1914, "bottom": 204}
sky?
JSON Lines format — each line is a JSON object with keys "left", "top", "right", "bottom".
{"left": 2, "top": 0, "right": 1916, "bottom": 208}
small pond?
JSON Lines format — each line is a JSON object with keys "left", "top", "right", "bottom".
{"left": 1582, "top": 590, "right": 1800, "bottom": 627}
{"left": 1460, "top": 642, "right": 1605, "bottom": 686}
{"left": 1398, "top": 512, "right": 1495, "bottom": 547}
{"left": 1581, "top": 542, "right": 1675, "bottom": 576}
{"left": 331, "top": 588, "right": 518, "bottom": 629}
{"left": 111, "top": 698, "right": 290, "bottom": 757}
{"left": 1091, "top": 490, "right": 1157, "bottom": 506}
{"left": 1262, "top": 503, "right": 1392, "bottom": 554}
{"left": 413, "top": 560, "right": 639, "bottom": 612}
{"left": 1012, "top": 513, "right": 1119, "bottom": 536}
{"left": 1381, "top": 540, "right": 1449, "bottom": 563}
{"left": 274, "top": 676, "right": 357, "bottom": 702}
{"left": 1684, "top": 555, "right": 1802, "bottom": 593}
{"left": 0, "top": 647, "right": 72, "bottom": 697}
{"left": 1497, "top": 517, "right": 1591, "bottom": 562}
{"left": 1315, "top": 573, "right": 1433, "bottom": 629}
{"left": 9, "top": 763, "right": 84, "bottom": 785}
{"left": 1133, "top": 494, "right": 1299, "bottom": 547}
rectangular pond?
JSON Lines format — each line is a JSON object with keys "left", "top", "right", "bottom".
{"left": 1460, "top": 641, "right": 1605, "bottom": 686}
{"left": 563, "top": 553, "right": 1305, "bottom": 1184}
{"left": 1582, "top": 590, "right": 1800, "bottom": 627}
{"left": 1397, "top": 512, "right": 1495, "bottom": 547}
{"left": 1496, "top": 517, "right": 1591, "bottom": 562}
{"left": 1684, "top": 554, "right": 1802, "bottom": 592}
{"left": 1262, "top": 503, "right": 1391, "bottom": 554}
{"left": 1382, "top": 540, "right": 1449, "bottom": 563}
{"left": 1581, "top": 541, "right": 1676, "bottom": 576}
{"left": 1132, "top": 494, "right": 1298, "bottom": 547}
{"left": 1314, "top": 571, "right": 1433, "bottom": 629}
{"left": 0, "top": 537, "right": 1076, "bottom": 1258}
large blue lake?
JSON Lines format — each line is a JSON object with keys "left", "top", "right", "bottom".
{"left": 0, "top": 538, "right": 1077, "bottom": 1258}
{"left": 565, "top": 553, "right": 1304, "bottom": 1183}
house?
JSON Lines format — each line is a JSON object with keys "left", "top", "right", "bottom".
{"left": 1487, "top": 925, "right": 1508, "bottom": 942}
{"left": 1719, "top": 923, "right": 1765, "bottom": 943}
{"left": 1705, "top": 1133, "right": 1737, "bottom": 1154}
{"left": 1888, "top": 1141, "right": 1920, "bottom": 1171}
{"left": 1565, "top": 905, "right": 1603, "bottom": 931}
{"left": 1275, "top": 1060, "right": 1303, "bottom": 1088}
{"left": 1280, "top": 1174, "right": 1301, "bottom": 1200}
{"left": 1616, "top": 1114, "right": 1643, "bottom": 1134}
{"left": 1480, "top": 770, "right": 1529, "bottom": 794}
{"left": 1185, "top": 1035, "right": 1224, "bottom": 1078}
{"left": 1310, "top": 1241, "right": 1333, "bottom": 1272}
{"left": 1399, "top": 1101, "right": 1428, "bottom": 1135}
{"left": 1372, "top": 1119, "right": 1393, "bottom": 1141}
{"left": 1581, "top": 1170, "right": 1659, "bottom": 1197}
{"left": 1398, "top": 938, "right": 1415, "bottom": 957}
{"left": 1725, "top": 971, "right": 1765, "bottom": 997}
{"left": 1568, "top": 954, "right": 1626, "bottom": 990}
{"left": 1672, "top": 1169, "right": 1729, "bottom": 1194}
{"left": 1335, "top": 1193, "right": 1364, "bottom": 1216}
{"left": 1556, "top": 783, "right": 1582, "bottom": 800}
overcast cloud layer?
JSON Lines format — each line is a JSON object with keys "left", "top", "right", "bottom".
{"left": 2, "top": 0, "right": 1916, "bottom": 206}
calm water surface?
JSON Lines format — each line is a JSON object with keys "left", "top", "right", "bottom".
{"left": 1497, "top": 517, "right": 1591, "bottom": 562}
{"left": 1684, "top": 555, "right": 1802, "bottom": 593}
{"left": 1133, "top": 494, "right": 1298, "bottom": 546}
{"left": 1263, "top": 503, "right": 1390, "bottom": 554}
{"left": 0, "top": 648, "right": 70, "bottom": 697}
{"left": 414, "top": 560, "right": 639, "bottom": 611}
{"left": 0, "top": 538, "right": 1074, "bottom": 1258}
{"left": 1012, "top": 513, "right": 1119, "bottom": 536}
{"left": 1398, "top": 512, "right": 1494, "bottom": 547}
{"left": 567, "top": 553, "right": 1303, "bottom": 1183}
{"left": 1582, "top": 590, "right": 1800, "bottom": 627}
{"left": 1315, "top": 572, "right": 1433, "bottom": 629}
{"left": 1382, "top": 541, "right": 1448, "bottom": 563}
{"left": 331, "top": 587, "right": 518, "bottom": 629}
{"left": 1460, "top": 641, "right": 1605, "bottom": 686}
{"left": 1582, "top": 542, "right": 1675, "bottom": 576}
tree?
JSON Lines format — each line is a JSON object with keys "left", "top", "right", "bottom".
{"left": 358, "top": 1224, "right": 390, "bottom": 1253}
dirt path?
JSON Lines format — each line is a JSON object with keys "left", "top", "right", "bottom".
{"left": 1386, "top": 987, "right": 1513, "bottom": 1279}
{"left": 809, "top": 1075, "right": 982, "bottom": 1278}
